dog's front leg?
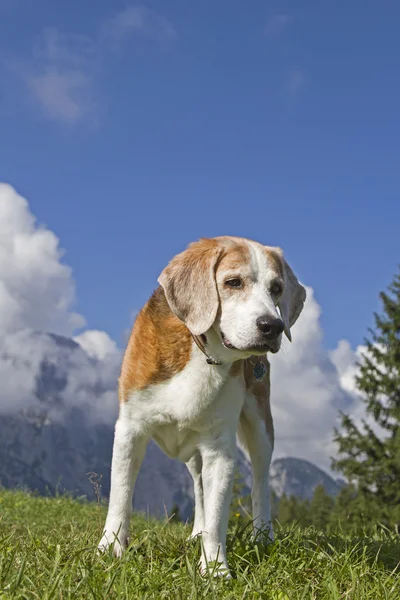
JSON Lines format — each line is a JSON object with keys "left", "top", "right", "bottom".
{"left": 199, "top": 432, "right": 236, "bottom": 577}
{"left": 98, "top": 411, "right": 148, "bottom": 557}
{"left": 186, "top": 451, "right": 205, "bottom": 539}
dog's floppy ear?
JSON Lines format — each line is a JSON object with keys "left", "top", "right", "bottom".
{"left": 277, "top": 254, "right": 306, "bottom": 342}
{"left": 158, "top": 238, "right": 223, "bottom": 336}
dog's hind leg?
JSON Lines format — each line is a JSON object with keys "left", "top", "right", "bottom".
{"left": 237, "top": 397, "right": 274, "bottom": 542}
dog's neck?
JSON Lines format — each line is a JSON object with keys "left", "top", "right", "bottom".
{"left": 191, "top": 333, "right": 223, "bottom": 365}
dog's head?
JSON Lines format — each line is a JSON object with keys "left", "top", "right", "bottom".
{"left": 158, "top": 236, "right": 306, "bottom": 358}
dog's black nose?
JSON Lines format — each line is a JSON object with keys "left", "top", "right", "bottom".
{"left": 256, "top": 316, "right": 284, "bottom": 339}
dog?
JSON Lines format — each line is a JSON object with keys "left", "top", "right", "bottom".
{"left": 98, "top": 236, "right": 306, "bottom": 576}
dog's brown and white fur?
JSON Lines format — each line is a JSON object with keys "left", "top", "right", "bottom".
{"left": 98, "top": 236, "right": 306, "bottom": 576}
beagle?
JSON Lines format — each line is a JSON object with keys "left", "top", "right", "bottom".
{"left": 98, "top": 236, "right": 306, "bottom": 576}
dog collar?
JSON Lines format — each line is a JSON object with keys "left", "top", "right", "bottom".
{"left": 191, "top": 335, "right": 268, "bottom": 378}
{"left": 191, "top": 334, "right": 223, "bottom": 365}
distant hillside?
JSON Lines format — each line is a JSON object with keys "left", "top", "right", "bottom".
{"left": 270, "top": 457, "right": 345, "bottom": 500}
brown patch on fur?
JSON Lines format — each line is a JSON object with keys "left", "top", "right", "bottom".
{"left": 215, "top": 240, "right": 252, "bottom": 300}
{"left": 119, "top": 287, "right": 192, "bottom": 398}
{"left": 264, "top": 247, "right": 284, "bottom": 280}
{"left": 244, "top": 356, "right": 274, "bottom": 447}
{"left": 229, "top": 360, "right": 243, "bottom": 377}
{"left": 216, "top": 242, "right": 251, "bottom": 273}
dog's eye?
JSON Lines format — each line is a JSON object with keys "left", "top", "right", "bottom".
{"left": 270, "top": 282, "right": 282, "bottom": 295}
{"left": 225, "top": 278, "right": 242, "bottom": 289}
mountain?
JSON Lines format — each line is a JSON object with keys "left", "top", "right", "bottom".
{"left": 0, "top": 331, "right": 343, "bottom": 521}
{"left": 270, "top": 457, "right": 345, "bottom": 500}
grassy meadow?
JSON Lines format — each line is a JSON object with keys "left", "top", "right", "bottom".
{"left": 0, "top": 489, "right": 399, "bottom": 599}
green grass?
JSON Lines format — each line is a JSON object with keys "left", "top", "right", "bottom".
{"left": 0, "top": 489, "right": 399, "bottom": 599}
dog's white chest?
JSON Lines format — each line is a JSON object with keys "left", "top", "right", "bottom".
{"left": 124, "top": 352, "right": 245, "bottom": 461}
{"left": 153, "top": 379, "right": 244, "bottom": 460}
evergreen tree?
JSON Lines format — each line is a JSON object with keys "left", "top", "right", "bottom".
{"left": 309, "top": 484, "right": 334, "bottom": 530}
{"left": 332, "top": 267, "right": 400, "bottom": 528}
{"left": 168, "top": 503, "right": 181, "bottom": 523}
{"left": 330, "top": 484, "right": 380, "bottom": 532}
{"left": 277, "top": 494, "right": 310, "bottom": 527}
{"left": 277, "top": 493, "right": 294, "bottom": 525}
{"left": 271, "top": 489, "right": 280, "bottom": 521}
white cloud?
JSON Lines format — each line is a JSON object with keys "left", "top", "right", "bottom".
{"left": 0, "top": 330, "right": 55, "bottom": 414}
{"left": 330, "top": 339, "right": 361, "bottom": 396}
{"left": 0, "top": 183, "right": 120, "bottom": 421}
{"left": 0, "top": 329, "right": 120, "bottom": 424}
{"left": 74, "top": 330, "right": 119, "bottom": 360}
{"left": 34, "top": 28, "right": 96, "bottom": 67}
{"left": 21, "top": 28, "right": 99, "bottom": 124}
{"left": 26, "top": 67, "right": 93, "bottom": 124}
{"left": 7, "top": 27, "right": 98, "bottom": 125}
{"left": 102, "top": 5, "right": 176, "bottom": 47}
{"left": 331, "top": 339, "right": 389, "bottom": 442}
{"left": 265, "top": 14, "right": 293, "bottom": 38}
{"left": 7, "top": 8, "right": 175, "bottom": 124}
{"left": 269, "top": 287, "right": 361, "bottom": 474}
{"left": 0, "top": 183, "right": 84, "bottom": 335}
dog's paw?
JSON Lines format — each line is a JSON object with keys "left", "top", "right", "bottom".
{"left": 187, "top": 529, "right": 203, "bottom": 541}
{"left": 199, "top": 559, "right": 232, "bottom": 580}
{"left": 97, "top": 530, "right": 128, "bottom": 558}
{"left": 252, "top": 522, "right": 275, "bottom": 544}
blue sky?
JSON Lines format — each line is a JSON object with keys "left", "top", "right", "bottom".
{"left": 1, "top": 0, "right": 399, "bottom": 350}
